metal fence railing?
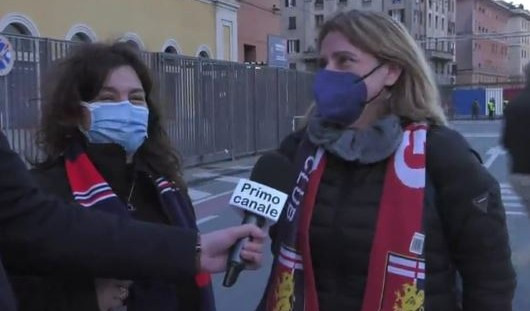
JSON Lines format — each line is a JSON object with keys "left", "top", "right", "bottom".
{"left": 0, "top": 34, "right": 314, "bottom": 166}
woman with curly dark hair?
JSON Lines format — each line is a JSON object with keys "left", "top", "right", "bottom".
{"left": 10, "top": 42, "right": 219, "bottom": 311}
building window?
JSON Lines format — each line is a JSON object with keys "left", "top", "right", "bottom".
{"left": 442, "top": 17, "right": 445, "bottom": 31}
{"left": 315, "top": 0, "right": 324, "bottom": 10}
{"left": 315, "top": 15, "right": 324, "bottom": 27}
{"left": 125, "top": 40, "right": 140, "bottom": 50}
{"left": 288, "top": 16, "right": 296, "bottom": 29}
{"left": 289, "top": 63, "right": 297, "bottom": 70}
{"left": 164, "top": 46, "right": 178, "bottom": 53}
{"left": 388, "top": 9, "right": 405, "bottom": 23}
{"left": 428, "top": 13, "right": 432, "bottom": 28}
{"left": 244, "top": 44, "right": 257, "bottom": 62}
{"left": 285, "top": 0, "right": 296, "bottom": 7}
{"left": 71, "top": 32, "right": 91, "bottom": 43}
{"left": 2, "top": 23, "right": 31, "bottom": 36}
{"left": 429, "top": 0, "right": 433, "bottom": 10}
{"left": 338, "top": 0, "right": 348, "bottom": 5}
{"left": 435, "top": 16, "right": 438, "bottom": 29}
{"left": 287, "top": 39, "right": 300, "bottom": 54}
{"left": 198, "top": 50, "right": 210, "bottom": 59}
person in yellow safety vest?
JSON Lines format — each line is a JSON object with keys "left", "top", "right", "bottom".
{"left": 487, "top": 98, "right": 496, "bottom": 120}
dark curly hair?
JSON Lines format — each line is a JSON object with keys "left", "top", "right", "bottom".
{"left": 36, "top": 42, "right": 184, "bottom": 187}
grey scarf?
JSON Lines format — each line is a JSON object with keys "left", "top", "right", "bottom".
{"left": 307, "top": 115, "right": 403, "bottom": 163}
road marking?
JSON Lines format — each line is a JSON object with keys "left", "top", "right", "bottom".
{"left": 216, "top": 175, "right": 241, "bottom": 183}
{"left": 193, "top": 190, "right": 233, "bottom": 205}
{"left": 502, "top": 195, "right": 521, "bottom": 201}
{"left": 498, "top": 183, "right": 528, "bottom": 216}
{"left": 230, "top": 165, "right": 253, "bottom": 170}
{"left": 188, "top": 189, "right": 212, "bottom": 201}
{"left": 463, "top": 133, "right": 500, "bottom": 138}
{"left": 501, "top": 188, "right": 513, "bottom": 195}
{"left": 192, "top": 170, "right": 219, "bottom": 178}
{"left": 504, "top": 202, "right": 524, "bottom": 208}
{"left": 196, "top": 215, "right": 220, "bottom": 225}
{"left": 484, "top": 146, "right": 507, "bottom": 168}
{"left": 506, "top": 211, "right": 527, "bottom": 216}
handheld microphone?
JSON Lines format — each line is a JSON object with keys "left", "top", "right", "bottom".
{"left": 222, "top": 152, "right": 295, "bottom": 287}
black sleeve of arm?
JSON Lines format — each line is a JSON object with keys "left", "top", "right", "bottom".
{"left": 0, "top": 132, "right": 197, "bottom": 280}
{"left": 501, "top": 105, "right": 514, "bottom": 150}
{"left": 428, "top": 127, "right": 516, "bottom": 310}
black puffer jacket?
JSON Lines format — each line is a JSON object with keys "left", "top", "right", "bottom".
{"left": 8, "top": 143, "right": 200, "bottom": 311}
{"left": 268, "top": 125, "right": 515, "bottom": 311}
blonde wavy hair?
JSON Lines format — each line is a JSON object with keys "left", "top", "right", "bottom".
{"left": 318, "top": 10, "right": 447, "bottom": 125}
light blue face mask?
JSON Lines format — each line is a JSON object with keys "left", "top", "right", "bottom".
{"left": 81, "top": 101, "right": 149, "bottom": 155}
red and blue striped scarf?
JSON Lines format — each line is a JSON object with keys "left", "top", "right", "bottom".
{"left": 262, "top": 123, "right": 428, "bottom": 311}
{"left": 64, "top": 143, "right": 215, "bottom": 311}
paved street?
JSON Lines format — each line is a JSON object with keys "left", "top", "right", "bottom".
{"left": 187, "top": 119, "right": 530, "bottom": 311}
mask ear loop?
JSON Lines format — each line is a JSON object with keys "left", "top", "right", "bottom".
{"left": 364, "top": 86, "right": 389, "bottom": 106}
{"left": 355, "top": 63, "right": 388, "bottom": 108}
{"left": 355, "top": 62, "right": 386, "bottom": 83}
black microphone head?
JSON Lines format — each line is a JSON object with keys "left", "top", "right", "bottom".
{"left": 223, "top": 152, "right": 295, "bottom": 288}
{"left": 249, "top": 152, "right": 296, "bottom": 195}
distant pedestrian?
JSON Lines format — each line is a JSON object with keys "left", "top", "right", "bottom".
{"left": 472, "top": 98, "right": 480, "bottom": 119}
{"left": 487, "top": 98, "right": 496, "bottom": 120}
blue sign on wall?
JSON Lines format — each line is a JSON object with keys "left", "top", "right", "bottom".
{"left": 452, "top": 88, "right": 486, "bottom": 116}
{"left": 267, "top": 35, "right": 288, "bottom": 69}
{"left": 0, "top": 35, "right": 14, "bottom": 76}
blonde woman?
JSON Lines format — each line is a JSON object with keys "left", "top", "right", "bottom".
{"left": 259, "top": 10, "right": 515, "bottom": 311}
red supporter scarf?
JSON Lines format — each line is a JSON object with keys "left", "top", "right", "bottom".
{"left": 263, "top": 123, "right": 428, "bottom": 311}
{"left": 64, "top": 143, "right": 216, "bottom": 311}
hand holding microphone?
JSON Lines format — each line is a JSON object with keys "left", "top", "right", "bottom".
{"left": 199, "top": 224, "right": 267, "bottom": 274}
{"left": 223, "top": 153, "right": 295, "bottom": 287}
